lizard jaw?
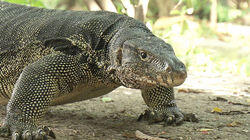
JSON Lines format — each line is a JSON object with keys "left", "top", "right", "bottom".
{"left": 116, "top": 71, "right": 178, "bottom": 89}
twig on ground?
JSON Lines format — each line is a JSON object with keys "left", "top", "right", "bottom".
{"left": 135, "top": 130, "right": 167, "bottom": 140}
{"left": 212, "top": 97, "right": 250, "bottom": 107}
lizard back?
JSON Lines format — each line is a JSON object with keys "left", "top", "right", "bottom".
{"left": 0, "top": 2, "right": 128, "bottom": 103}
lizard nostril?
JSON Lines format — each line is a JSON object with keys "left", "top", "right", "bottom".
{"left": 181, "top": 70, "right": 187, "bottom": 79}
{"left": 180, "top": 63, "right": 185, "bottom": 69}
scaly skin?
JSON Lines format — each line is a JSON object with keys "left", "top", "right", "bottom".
{"left": 0, "top": 2, "right": 191, "bottom": 139}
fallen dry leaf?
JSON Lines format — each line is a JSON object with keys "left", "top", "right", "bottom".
{"left": 199, "top": 128, "right": 213, "bottom": 135}
{"left": 199, "top": 128, "right": 213, "bottom": 132}
{"left": 201, "top": 131, "right": 209, "bottom": 134}
{"left": 101, "top": 97, "right": 113, "bottom": 103}
{"left": 211, "top": 107, "right": 222, "bottom": 113}
{"left": 246, "top": 99, "right": 250, "bottom": 103}
{"left": 157, "top": 131, "right": 167, "bottom": 136}
{"left": 212, "top": 97, "right": 228, "bottom": 102}
{"left": 220, "top": 110, "right": 247, "bottom": 115}
{"left": 122, "top": 132, "right": 136, "bottom": 139}
{"left": 242, "top": 129, "right": 248, "bottom": 133}
{"left": 227, "top": 121, "right": 241, "bottom": 127}
{"left": 177, "top": 88, "right": 206, "bottom": 94}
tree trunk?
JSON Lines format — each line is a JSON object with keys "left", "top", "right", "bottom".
{"left": 155, "top": 0, "right": 175, "bottom": 17}
{"left": 121, "top": 0, "right": 135, "bottom": 17}
{"left": 56, "top": 0, "right": 76, "bottom": 10}
{"left": 121, "top": 0, "right": 149, "bottom": 22}
{"left": 83, "top": 0, "right": 102, "bottom": 11}
{"left": 210, "top": 0, "right": 217, "bottom": 28}
{"left": 96, "top": 0, "right": 117, "bottom": 12}
{"left": 134, "top": 0, "right": 149, "bottom": 22}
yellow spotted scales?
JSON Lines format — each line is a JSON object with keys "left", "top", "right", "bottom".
{"left": 0, "top": 2, "right": 188, "bottom": 139}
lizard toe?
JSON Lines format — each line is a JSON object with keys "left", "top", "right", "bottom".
{"left": 164, "top": 114, "right": 176, "bottom": 126}
{"left": 12, "top": 131, "right": 21, "bottom": 140}
{"left": 1, "top": 124, "right": 55, "bottom": 140}
{"left": 15, "top": 126, "right": 54, "bottom": 140}
{"left": 183, "top": 113, "right": 199, "bottom": 123}
{"left": 138, "top": 106, "right": 186, "bottom": 126}
{"left": 0, "top": 125, "right": 11, "bottom": 137}
{"left": 36, "top": 126, "right": 55, "bottom": 139}
{"left": 22, "top": 130, "right": 32, "bottom": 140}
{"left": 41, "top": 126, "right": 55, "bottom": 139}
{"left": 163, "top": 106, "right": 184, "bottom": 126}
{"left": 33, "top": 127, "right": 50, "bottom": 140}
{"left": 137, "top": 109, "right": 164, "bottom": 124}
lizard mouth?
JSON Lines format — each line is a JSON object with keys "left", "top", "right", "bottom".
{"left": 116, "top": 65, "right": 186, "bottom": 89}
{"left": 117, "top": 70, "right": 174, "bottom": 89}
{"left": 156, "top": 71, "right": 187, "bottom": 87}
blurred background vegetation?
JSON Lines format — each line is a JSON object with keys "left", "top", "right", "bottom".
{"left": 2, "top": 0, "right": 250, "bottom": 76}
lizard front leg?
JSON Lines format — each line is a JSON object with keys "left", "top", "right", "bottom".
{"left": 0, "top": 69, "right": 57, "bottom": 139}
{"left": 0, "top": 53, "right": 82, "bottom": 139}
{"left": 139, "top": 86, "right": 186, "bottom": 125}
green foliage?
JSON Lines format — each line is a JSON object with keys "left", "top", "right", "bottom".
{"left": 146, "top": 0, "right": 158, "bottom": 22}
{"left": 172, "top": 0, "right": 244, "bottom": 22}
{"left": 102, "top": 97, "right": 112, "bottom": 103}
{"left": 153, "top": 16, "right": 250, "bottom": 76}
{"left": 217, "top": 3, "right": 243, "bottom": 22}
{"left": 1, "top": 0, "right": 65, "bottom": 9}
{"left": 171, "top": 0, "right": 210, "bottom": 19}
{"left": 190, "top": 0, "right": 210, "bottom": 19}
{"left": 112, "top": 0, "right": 126, "bottom": 15}
{"left": 197, "top": 20, "right": 217, "bottom": 38}
{"left": 3, "top": 0, "right": 249, "bottom": 76}
{"left": 2, "top": 0, "right": 45, "bottom": 7}
{"left": 130, "top": 0, "right": 139, "bottom": 5}
{"left": 181, "top": 20, "right": 189, "bottom": 35}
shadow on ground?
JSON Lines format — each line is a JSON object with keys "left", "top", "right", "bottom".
{"left": 0, "top": 73, "right": 249, "bottom": 140}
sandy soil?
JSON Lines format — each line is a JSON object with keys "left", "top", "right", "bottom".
{"left": 0, "top": 73, "right": 249, "bottom": 140}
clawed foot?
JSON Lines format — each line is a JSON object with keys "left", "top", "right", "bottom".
{"left": 138, "top": 107, "right": 198, "bottom": 126}
{"left": 183, "top": 112, "right": 199, "bottom": 123}
{"left": 0, "top": 125, "right": 55, "bottom": 140}
{"left": 0, "top": 124, "right": 10, "bottom": 137}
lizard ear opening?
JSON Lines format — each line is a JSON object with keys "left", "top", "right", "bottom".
{"left": 44, "top": 38, "right": 82, "bottom": 55}
{"left": 107, "top": 47, "right": 123, "bottom": 75}
{"left": 116, "top": 49, "right": 122, "bottom": 65}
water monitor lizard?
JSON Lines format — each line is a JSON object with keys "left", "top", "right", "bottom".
{"left": 0, "top": 2, "right": 191, "bottom": 139}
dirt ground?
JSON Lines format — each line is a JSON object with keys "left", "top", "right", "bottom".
{"left": 0, "top": 72, "right": 249, "bottom": 140}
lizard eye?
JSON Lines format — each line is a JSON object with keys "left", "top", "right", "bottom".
{"left": 140, "top": 51, "right": 147, "bottom": 59}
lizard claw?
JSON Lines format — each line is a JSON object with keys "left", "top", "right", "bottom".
{"left": 138, "top": 106, "right": 190, "bottom": 126}
{"left": 0, "top": 124, "right": 11, "bottom": 137}
{"left": 22, "top": 130, "right": 32, "bottom": 140}
{"left": 20, "top": 126, "right": 55, "bottom": 140}
{"left": 183, "top": 113, "right": 199, "bottom": 123}
{"left": 30, "top": 126, "right": 55, "bottom": 140}
{"left": 1, "top": 124, "right": 55, "bottom": 140}
{"left": 42, "top": 126, "right": 55, "bottom": 139}
{"left": 12, "top": 131, "right": 21, "bottom": 140}
{"left": 164, "top": 114, "right": 176, "bottom": 126}
{"left": 34, "top": 129, "right": 48, "bottom": 140}
{"left": 164, "top": 107, "right": 184, "bottom": 126}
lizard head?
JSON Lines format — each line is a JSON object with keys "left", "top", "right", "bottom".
{"left": 108, "top": 28, "right": 187, "bottom": 89}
